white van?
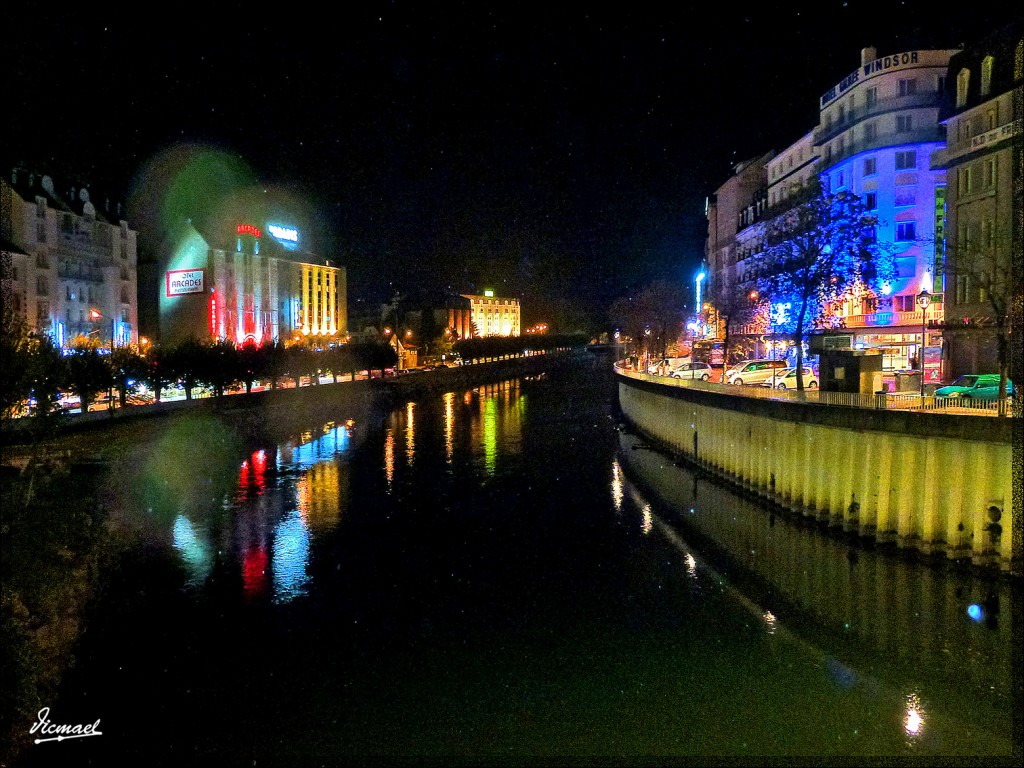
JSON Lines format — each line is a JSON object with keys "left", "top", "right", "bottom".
{"left": 725, "top": 359, "right": 789, "bottom": 386}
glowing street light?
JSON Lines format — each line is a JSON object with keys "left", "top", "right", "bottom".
{"left": 917, "top": 289, "right": 931, "bottom": 401}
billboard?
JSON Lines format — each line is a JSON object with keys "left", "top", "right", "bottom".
{"left": 166, "top": 269, "right": 205, "bottom": 297}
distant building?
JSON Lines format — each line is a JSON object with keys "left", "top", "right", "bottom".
{"left": 931, "top": 23, "right": 1022, "bottom": 379}
{"left": 1, "top": 168, "right": 138, "bottom": 349}
{"left": 463, "top": 290, "right": 521, "bottom": 337}
{"left": 147, "top": 217, "right": 346, "bottom": 346}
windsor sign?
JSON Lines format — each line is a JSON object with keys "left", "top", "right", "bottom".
{"left": 820, "top": 51, "right": 921, "bottom": 107}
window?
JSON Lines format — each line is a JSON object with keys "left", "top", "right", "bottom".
{"left": 837, "top": 104, "right": 846, "bottom": 124}
{"left": 36, "top": 276, "right": 48, "bottom": 295}
{"left": 864, "top": 191, "right": 877, "bottom": 210}
{"left": 956, "top": 68, "right": 970, "bottom": 107}
{"left": 955, "top": 275, "right": 966, "bottom": 303}
{"left": 835, "top": 170, "right": 845, "bottom": 188}
{"left": 36, "top": 253, "right": 48, "bottom": 269}
{"left": 899, "top": 78, "right": 917, "bottom": 96}
{"left": 983, "top": 218, "right": 995, "bottom": 248}
{"left": 896, "top": 114, "right": 913, "bottom": 132}
{"left": 895, "top": 150, "right": 916, "bottom": 170}
{"left": 864, "top": 122, "right": 877, "bottom": 141}
{"left": 866, "top": 87, "right": 877, "bottom": 109}
{"left": 120, "top": 286, "right": 130, "bottom": 304}
{"left": 937, "top": 75, "right": 946, "bottom": 94}
{"left": 984, "top": 159, "right": 996, "bottom": 188}
{"left": 986, "top": 108, "right": 997, "bottom": 131}
{"left": 959, "top": 167, "right": 973, "bottom": 194}
{"left": 37, "top": 220, "right": 46, "bottom": 242}
{"left": 863, "top": 157, "right": 877, "bottom": 175}
{"left": 980, "top": 56, "right": 994, "bottom": 96}
{"left": 896, "top": 222, "right": 917, "bottom": 241}
{"left": 895, "top": 185, "right": 916, "bottom": 206}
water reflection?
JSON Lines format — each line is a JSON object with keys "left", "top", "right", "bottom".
{"left": 443, "top": 392, "right": 455, "bottom": 464}
{"left": 405, "top": 402, "right": 415, "bottom": 466}
{"left": 616, "top": 426, "right": 1014, "bottom": 742}
{"left": 171, "top": 514, "right": 212, "bottom": 587}
{"left": 610, "top": 458, "right": 624, "bottom": 513}
{"left": 384, "top": 428, "right": 395, "bottom": 491}
{"left": 273, "top": 508, "right": 310, "bottom": 603}
{"left": 904, "top": 692, "right": 926, "bottom": 740}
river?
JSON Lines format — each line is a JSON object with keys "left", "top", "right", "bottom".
{"left": 9, "top": 358, "right": 1018, "bottom": 764}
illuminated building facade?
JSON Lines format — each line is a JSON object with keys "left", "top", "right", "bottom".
{"left": 708, "top": 47, "right": 960, "bottom": 374}
{"left": 154, "top": 219, "right": 346, "bottom": 346}
{"left": 815, "top": 46, "right": 957, "bottom": 374}
{"left": 1, "top": 169, "right": 138, "bottom": 349}
{"left": 463, "top": 290, "right": 521, "bottom": 337}
{"left": 931, "top": 24, "right": 1022, "bottom": 379}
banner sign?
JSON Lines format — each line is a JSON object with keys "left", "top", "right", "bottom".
{"left": 166, "top": 268, "right": 205, "bottom": 297}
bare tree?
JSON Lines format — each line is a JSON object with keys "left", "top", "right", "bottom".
{"left": 943, "top": 231, "right": 1018, "bottom": 416}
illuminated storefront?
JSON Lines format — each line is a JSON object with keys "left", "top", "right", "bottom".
{"left": 155, "top": 219, "right": 346, "bottom": 346}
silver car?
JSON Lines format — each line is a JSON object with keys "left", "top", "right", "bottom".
{"left": 669, "top": 361, "right": 713, "bottom": 381}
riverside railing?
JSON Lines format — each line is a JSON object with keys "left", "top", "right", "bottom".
{"left": 615, "top": 363, "right": 1018, "bottom": 417}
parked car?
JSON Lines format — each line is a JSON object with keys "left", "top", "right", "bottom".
{"left": 934, "top": 374, "right": 1015, "bottom": 400}
{"left": 646, "top": 356, "right": 690, "bottom": 375}
{"left": 764, "top": 366, "right": 819, "bottom": 389}
{"left": 725, "top": 359, "right": 789, "bottom": 386}
{"left": 669, "top": 361, "right": 713, "bottom": 381}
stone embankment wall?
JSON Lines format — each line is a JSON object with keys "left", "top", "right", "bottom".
{"left": 617, "top": 369, "right": 1017, "bottom": 574}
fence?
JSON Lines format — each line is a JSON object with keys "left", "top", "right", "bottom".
{"left": 615, "top": 363, "right": 1018, "bottom": 417}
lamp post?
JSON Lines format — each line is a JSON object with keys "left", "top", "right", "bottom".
{"left": 917, "top": 289, "right": 931, "bottom": 401}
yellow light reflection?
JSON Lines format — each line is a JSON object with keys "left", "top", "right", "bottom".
{"left": 405, "top": 401, "right": 415, "bottom": 465}
{"left": 904, "top": 692, "right": 925, "bottom": 738}
{"left": 483, "top": 395, "right": 497, "bottom": 476}
{"left": 685, "top": 553, "right": 697, "bottom": 580}
{"left": 763, "top": 610, "right": 777, "bottom": 635}
{"left": 610, "top": 459, "right": 624, "bottom": 512}
{"left": 443, "top": 392, "right": 455, "bottom": 464}
{"left": 384, "top": 428, "right": 395, "bottom": 490}
{"left": 642, "top": 503, "right": 652, "bottom": 535}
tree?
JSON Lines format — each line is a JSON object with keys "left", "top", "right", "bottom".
{"left": 65, "top": 342, "right": 112, "bottom": 413}
{"left": 199, "top": 339, "right": 240, "bottom": 399}
{"left": 142, "top": 345, "right": 170, "bottom": 403}
{"left": 609, "top": 280, "right": 686, "bottom": 361}
{"left": 0, "top": 287, "right": 33, "bottom": 419}
{"left": 943, "top": 231, "right": 1018, "bottom": 417}
{"left": 165, "top": 338, "right": 207, "bottom": 401}
{"left": 108, "top": 346, "right": 147, "bottom": 407}
{"left": 706, "top": 278, "right": 758, "bottom": 372}
{"left": 749, "top": 179, "right": 893, "bottom": 391}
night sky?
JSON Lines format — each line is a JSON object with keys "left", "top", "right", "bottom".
{"left": 7, "top": 2, "right": 1018, "bottom": 329}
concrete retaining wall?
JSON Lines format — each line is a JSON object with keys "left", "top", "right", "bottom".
{"left": 617, "top": 370, "right": 1018, "bottom": 573}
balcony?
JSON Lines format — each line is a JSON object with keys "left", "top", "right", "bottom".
{"left": 814, "top": 92, "right": 944, "bottom": 144}
{"left": 817, "top": 127, "right": 945, "bottom": 170}
{"left": 841, "top": 307, "right": 944, "bottom": 329}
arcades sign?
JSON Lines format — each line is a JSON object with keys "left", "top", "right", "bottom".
{"left": 166, "top": 268, "right": 205, "bottom": 297}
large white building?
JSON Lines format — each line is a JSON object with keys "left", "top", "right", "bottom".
{"left": 708, "top": 47, "right": 961, "bottom": 376}
{"left": 1, "top": 168, "right": 138, "bottom": 349}
{"left": 814, "top": 47, "right": 958, "bottom": 375}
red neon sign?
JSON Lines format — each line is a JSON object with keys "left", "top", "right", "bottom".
{"left": 236, "top": 223, "right": 262, "bottom": 238}
{"left": 209, "top": 291, "right": 218, "bottom": 339}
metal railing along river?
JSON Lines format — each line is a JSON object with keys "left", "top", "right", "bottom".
{"left": 614, "top": 363, "right": 1018, "bottom": 417}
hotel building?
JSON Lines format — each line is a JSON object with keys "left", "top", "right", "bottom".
{"left": 463, "top": 290, "right": 521, "bottom": 337}
{"left": 1, "top": 168, "right": 138, "bottom": 349}
{"left": 152, "top": 218, "right": 346, "bottom": 346}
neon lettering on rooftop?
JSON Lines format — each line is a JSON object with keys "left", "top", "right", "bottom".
{"left": 237, "top": 224, "right": 262, "bottom": 238}
{"left": 268, "top": 224, "right": 299, "bottom": 243}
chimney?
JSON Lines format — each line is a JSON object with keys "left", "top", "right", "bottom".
{"left": 861, "top": 47, "right": 877, "bottom": 66}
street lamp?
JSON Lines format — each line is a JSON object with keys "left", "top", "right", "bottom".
{"left": 917, "top": 289, "right": 931, "bottom": 401}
